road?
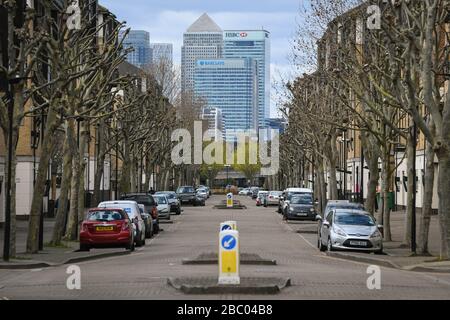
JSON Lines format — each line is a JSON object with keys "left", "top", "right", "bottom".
{"left": 1, "top": 195, "right": 450, "bottom": 299}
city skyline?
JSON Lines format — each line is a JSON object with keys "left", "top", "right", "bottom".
{"left": 98, "top": 0, "right": 300, "bottom": 117}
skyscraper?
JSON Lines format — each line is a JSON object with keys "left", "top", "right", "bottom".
{"left": 120, "top": 30, "right": 152, "bottom": 68}
{"left": 150, "top": 43, "right": 173, "bottom": 65}
{"left": 182, "top": 13, "right": 223, "bottom": 92}
{"left": 202, "top": 107, "right": 225, "bottom": 141}
{"left": 194, "top": 59, "right": 258, "bottom": 141}
{"left": 223, "top": 30, "right": 270, "bottom": 129}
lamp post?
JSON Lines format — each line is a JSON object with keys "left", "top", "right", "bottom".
{"left": 411, "top": 122, "right": 417, "bottom": 254}
{"left": 224, "top": 165, "right": 231, "bottom": 187}
{"left": 3, "top": 83, "right": 14, "bottom": 262}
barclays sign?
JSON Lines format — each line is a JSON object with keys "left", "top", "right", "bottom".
{"left": 198, "top": 60, "right": 226, "bottom": 66}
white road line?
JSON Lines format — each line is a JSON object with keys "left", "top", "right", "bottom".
{"left": 2, "top": 297, "right": 9, "bottom": 300}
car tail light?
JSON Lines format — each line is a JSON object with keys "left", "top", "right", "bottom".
{"left": 122, "top": 222, "right": 130, "bottom": 231}
{"left": 151, "top": 207, "right": 157, "bottom": 219}
{"left": 82, "top": 223, "right": 88, "bottom": 232}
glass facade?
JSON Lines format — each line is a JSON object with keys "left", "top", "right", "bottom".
{"left": 120, "top": 30, "right": 151, "bottom": 69}
{"left": 150, "top": 43, "right": 173, "bottom": 65}
{"left": 223, "top": 30, "right": 270, "bottom": 129}
{"left": 194, "top": 59, "right": 258, "bottom": 141}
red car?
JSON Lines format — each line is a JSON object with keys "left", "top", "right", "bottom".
{"left": 79, "top": 208, "right": 135, "bottom": 252}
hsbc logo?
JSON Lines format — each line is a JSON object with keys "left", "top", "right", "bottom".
{"left": 225, "top": 32, "right": 248, "bottom": 38}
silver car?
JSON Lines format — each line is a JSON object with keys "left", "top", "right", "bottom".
{"left": 154, "top": 194, "right": 171, "bottom": 220}
{"left": 317, "top": 209, "right": 383, "bottom": 254}
{"left": 264, "top": 191, "right": 282, "bottom": 206}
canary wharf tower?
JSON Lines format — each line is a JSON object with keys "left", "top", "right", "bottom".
{"left": 181, "top": 13, "right": 223, "bottom": 92}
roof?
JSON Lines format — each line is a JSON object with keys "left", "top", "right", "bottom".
{"left": 118, "top": 61, "right": 144, "bottom": 77}
{"left": 333, "top": 209, "right": 370, "bottom": 214}
{"left": 187, "top": 13, "right": 222, "bottom": 32}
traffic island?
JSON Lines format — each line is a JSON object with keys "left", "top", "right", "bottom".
{"left": 182, "top": 252, "right": 277, "bottom": 265}
{"left": 213, "top": 200, "right": 247, "bottom": 209}
{"left": 167, "top": 277, "right": 291, "bottom": 294}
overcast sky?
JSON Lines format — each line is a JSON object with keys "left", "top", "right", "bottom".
{"left": 99, "top": 0, "right": 305, "bottom": 117}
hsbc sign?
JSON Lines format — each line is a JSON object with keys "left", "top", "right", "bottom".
{"left": 224, "top": 31, "right": 268, "bottom": 41}
{"left": 225, "top": 32, "right": 248, "bottom": 38}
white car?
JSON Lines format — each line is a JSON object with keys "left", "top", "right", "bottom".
{"left": 264, "top": 191, "right": 283, "bottom": 206}
{"left": 97, "top": 200, "right": 147, "bottom": 247}
{"left": 196, "top": 188, "right": 208, "bottom": 199}
{"left": 239, "top": 188, "right": 250, "bottom": 195}
{"left": 153, "top": 194, "right": 171, "bottom": 220}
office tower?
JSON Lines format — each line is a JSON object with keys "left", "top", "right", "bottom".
{"left": 223, "top": 30, "right": 270, "bottom": 129}
{"left": 194, "top": 58, "right": 258, "bottom": 141}
{"left": 182, "top": 13, "right": 223, "bottom": 92}
{"left": 120, "top": 30, "right": 151, "bottom": 68}
{"left": 202, "top": 107, "right": 225, "bottom": 141}
{"left": 150, "top": 43, "right": 173, "bottom": 65}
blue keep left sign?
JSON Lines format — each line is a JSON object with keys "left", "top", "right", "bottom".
{"left": 221, "top": 225, "right": 232, "bottom": 231}
{"left": 221, "top": 235, "right": 237, "bottom": 250}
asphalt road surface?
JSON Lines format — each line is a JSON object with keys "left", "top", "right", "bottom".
{"left": 1, "top": 195, "right": 450, "bottom": 300}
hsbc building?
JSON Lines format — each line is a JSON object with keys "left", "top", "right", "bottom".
{"left": 223, "top": 30, "right": 270, "bottom": 129}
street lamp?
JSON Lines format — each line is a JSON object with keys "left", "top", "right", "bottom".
{"left": 224, "top": 165, "right": 231, "bottom": 187}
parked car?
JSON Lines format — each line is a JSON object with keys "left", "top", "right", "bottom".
{"left": 79, "top": 208, "right": 134, "bottom": 252}
{"left": 196, "top": 188, "right": 209, "bottom": 200}
{"left": 138, "top": 204, "right": 155, "bottom": 236}
{"left": 283, "top": 194, "right": 316, "bottom": 221}
{"left": 153, "top": 194, "right": 171, "bottom": 220}
{"left": 318, "top": 201, "right": 370, "bottom": 245}
{"left": 316, "top": 209, "right": 383, "bottom": 253}
{"left": 278, "top": 188, "right": 314, "bottom": 214}
{"left": 251, "top": 187, "right": 260, "bottom": 199}
{"left": 156, "top": 191, "right": 181, "bottom": 215}
{"left": 264, "top": 191, "right": 283, "bottom": 207}
{"left": 120, "top": 193, "right": 158, "bottom": 236}
{"left": 194, "top": 193, "right": 206, "bottom": 206}
{"left": 176, "top": 186, "right": 197, "bottom": 205}
{"left": 239, "top": 188, "right": 250, "bottom": 195}
{"left": 256, "top": 191, "right": 268, "bottom": 206}
{"left": 97, "top": 200, "right": 146, "bottom": 247}
{"left": 198, "top": 185, "right": 211, "bottom": 196}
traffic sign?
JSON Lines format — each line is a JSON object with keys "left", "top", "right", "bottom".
{"left": 226, "top": 193, "right": 233, "bottom": 208}
{"left": 220, "top": 221, "right": 237, "bottom": 232}
{"left": 221, "top": 235, "right": 236, "bottom": 250}
{"left": 218, "top": 230, "right": 240, "bottom": 285}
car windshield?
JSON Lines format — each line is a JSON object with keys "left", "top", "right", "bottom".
{"left": 88, "top": 210, "right": 124, "bottom": 222}
{"left": 178, "top": 187, "right": 194, "bottom": 193}
{"left": 335, "top": 213, "right": 375, "bottom": 226}
{"left": 290, "top": 195, "right": 313, "bottom": 204}
{"left": 329, "top": 204, "right": 365, "bottom": 211}
{"left": 155, "top": 196, "right": 168, "bottom": 204}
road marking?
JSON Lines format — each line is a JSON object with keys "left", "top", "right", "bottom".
{"left": 31, "top": 268, "right": 43, "bottom": 272}
{"left": 1, "top": 297, "right": 9, "bottom": 300}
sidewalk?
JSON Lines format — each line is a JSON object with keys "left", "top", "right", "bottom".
{"left": 0, "top": 219, "right": 129, "bottom": 269}
{"left": 327, "top": 210, "right": 450, "bottom": 273}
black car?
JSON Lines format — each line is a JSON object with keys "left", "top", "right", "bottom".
{"left": 120, "top": 193, "right": 159, "bottom": 236}
{"left": 155, "top": 191, "right": 181, "bottom": 215}
{"left": 283, "top": 194, "right": 316, "bottom": 221}
{"left": 176, "top": 186, "right": 197, "bottom": 205}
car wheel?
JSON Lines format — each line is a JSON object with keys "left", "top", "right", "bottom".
{"left": 318, "top": 235, "right": 326, "bottom": 252}
{"left": 136, "top": 232, "right": 144, "bottom": 247}
{"left": 374, "top": 246, "right": 383, "bottom": 255}
{"left": 79, "top": 244, "right": 90, "bottom": 252}
{"left": 176, "top": 208, "right": 181, "bottom": 215}
{"left": 126, "top": 240, "right": 135, "bottom": 252}
{"left": 327, "top": 238, "right": 334, "bottom": 252}
{"left": 154, "top": 224, "right": 159, "bottom": 234}
{"left": 278, "top": 206, "right": 282, "bottom": 213}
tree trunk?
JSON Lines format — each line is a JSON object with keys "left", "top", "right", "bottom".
{"left": 403, "top": 131, "right": 415, "bottom": 246}
{"left": 50, "top": 124, "right": 74, "bottom": 246}
{"left": 26, "top": 106, "right": 58, "bottom": 253}
{"left": 381, "top": 146, "right": 393, "bottom": 241}
{"left": 77, "top": 124, "right": 89, "bottom": 229}
{"left": 365, "top": 153, "right": 379, "bottom": 215}
{"left": 418, "top": 128, "right": 435, "bottom": 255}
{"left": 93, "top": 123, "right": 106, "bottom": 205}
{"left": 437, "top": 152, "right": 450, "bottom": 259}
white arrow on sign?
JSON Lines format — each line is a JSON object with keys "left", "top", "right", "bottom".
{"left": 224, "top": 238, "right": 233, "bottom": 248}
